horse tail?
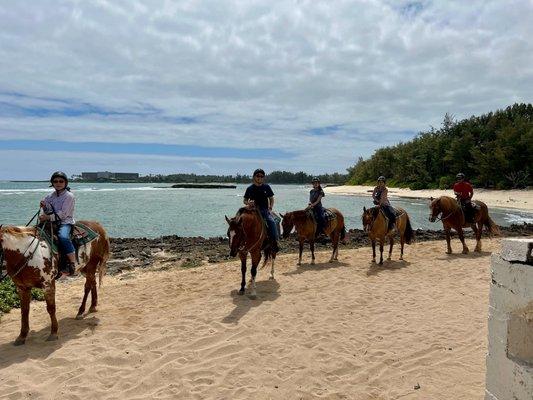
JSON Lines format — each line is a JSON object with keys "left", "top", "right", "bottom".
{"left": 403, "top": 214, "right": 415, "bottom": 245}
{"left": 340, "top": 224, "right": 346, "bottom": 241}
{"left": 484, "top": 215, "right": 500, "bottom": 237}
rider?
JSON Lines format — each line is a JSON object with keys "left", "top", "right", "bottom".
{"left": 372, "top": 176, "right": 396, "bottom": 232}
{"left": 453, "top": 172, "right": 475, "bottom": 222}
{"left": 306, "top": 177, "right": 326, "bottom": 237}
{"left": 39, "top": 171, "right": 77, "bottom": 278}
{"left": 243, "top": 169, "right": 279, "bottom": 252}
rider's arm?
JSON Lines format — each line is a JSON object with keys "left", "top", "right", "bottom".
{"left": 268, "top": 196, "right": 274, "bottom": 210}
{"left": 309, "top": 194, "right": 323, "bottom": 208}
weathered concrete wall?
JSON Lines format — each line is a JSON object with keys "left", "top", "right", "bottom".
{"left": 485, "top": 238, "right": 533, "bottom": 400}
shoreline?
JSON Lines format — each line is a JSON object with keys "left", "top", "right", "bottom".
{"left": 324, "top": 185, "right": 533, "bottom": 211}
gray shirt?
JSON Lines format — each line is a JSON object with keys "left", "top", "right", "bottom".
{"left": 42, "top": 190, "right": 75, "bottom": 225}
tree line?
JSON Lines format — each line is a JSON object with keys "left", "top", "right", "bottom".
{"left": 347, "top": 103, "right": 533, "bottom": 189}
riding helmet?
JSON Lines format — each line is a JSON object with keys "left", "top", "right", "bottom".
{"left": 312, "top": 177, "right": 320, "bottom": 183}
{"left": 50, "top": 171, "right": 68, "bottom": 184}
{"left": 456, "top": 172, "right": 465, "bottom": 180}
{"left": 253, "top": 168, "right": 265, "bottom": 177}
{"left": 377, "top": 176, "right": 386, "bottom": 182}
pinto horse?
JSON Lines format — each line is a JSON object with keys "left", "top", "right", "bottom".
{"left": 361, "top": 206, "right": 414, "bottom": 264}
{"left": 225, "top": 208, "right": 276, "bottom": 299}
{"left": 0, "top": 221, "right": 109, "bottom": 345}
{"left": 429, "top": 196, "right": 499, "bottom": 254}
{"left": 281, "top": 208, "right": 345, "bottom": 265}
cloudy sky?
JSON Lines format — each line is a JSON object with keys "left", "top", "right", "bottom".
{"left": 0, "top": 0, "right": 532, "bottom": 180}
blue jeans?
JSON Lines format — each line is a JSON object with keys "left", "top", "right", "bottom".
{"left": 259, "top": 208, "right": 278, "bottom": 240}
{"left": 380, "top": 205, "right": 396, "bottom": 229}
{"left": 312, "top": 206, "right": 325, "bottom": 234}
{"left": 58, "top": 224, "right": 75, "bottom": 255}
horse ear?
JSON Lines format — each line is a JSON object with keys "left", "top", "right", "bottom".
{"left": 280, "top": 213, "right": 284, "bottom": 218}
{"left": 225, "top": 215, "right": 230, "bottom": 225}
{"left": 429, "top": 196, "right": 434, "bottom": 201}
{"left": 363, "top": 206, "right": 366, "bottom": 212}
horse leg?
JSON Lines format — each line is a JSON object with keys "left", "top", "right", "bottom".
{"left": 298, "top": 238, "right": 304, "bottom": 266}
{"left": 89, "top": 276, "right": 98, "bottom": 313}
{"left": 387, "top": 236, "right": 394, "bottom": 261}
{"left": 310, "top": 240, "right": 315, "bottom": 265}
{"left": 44, "top": 284, "right": 58, "bottom": 341}
{"left": 445, "top": 228, "right": 452, "bottom": 254}
{"left": 269, "top": 252, "right": 276, "bottom": 280}
{"left": 458, "top": 228, "right": 469, "bottom": 254}
{"left": 474, "top": 222, "right": 482, "bottom": 252}
{"left": 379, "top": 240, "right": 384, "bottom": 265}
{"left": 399, "top": 234, "right": 404, "bottom": 261}
{"left": 14, "top": 286, "right": 31, "bottom": 345}
{"left": 371, "top": 240, "right": 376, "bottom": 263}
{"left": 331, "top": 232, "right": 339, "bottom": 261}
{"left": 249, "top": 251, "right": 261, "bottom": 299}
{"left": 77, "top": 277, "right": 92, "bottom": 319}
{"left": 239, "top": 253, "right": 247, "bottom": 295}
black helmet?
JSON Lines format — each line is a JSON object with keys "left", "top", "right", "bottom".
{"left": 456, "top": 172, "right": 465, "bottom": 180}
{"left": 253, "top": 168, "right": 265, "bottom": 177}
{"left": 377, "top": 176, "right": 386, "bottom": 182}
{"left": 312, "top": 177, "right": 320, "bottom": 183}
{"left": 50, "top": 171, "right": 68, "bottom": 184}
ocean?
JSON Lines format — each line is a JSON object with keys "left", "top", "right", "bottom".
{"left": 1, "top": 182, "right": 531, "bottom": 238}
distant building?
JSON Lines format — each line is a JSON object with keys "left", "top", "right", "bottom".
{"left": 81, "top": 171, "right": 139, "bottom": 180}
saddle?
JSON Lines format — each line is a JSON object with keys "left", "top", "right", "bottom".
{"left": 457, "top": 201, "right": 479, "bottom": 223}
{"left": 37, "top": 222, "right": 99, "bottom": 260}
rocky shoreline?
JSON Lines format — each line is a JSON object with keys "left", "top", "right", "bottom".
{"left": 107, "top": 223, "right": 533, "bottom": 275}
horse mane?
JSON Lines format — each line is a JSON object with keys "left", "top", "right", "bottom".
{"left": 289, "top": 210, "right": 310, "bottom": 224}
{"left": 0, "top": 226, "right": 36, "bottom": 237}
{"left": 371, "top": 207, "right": 380, "bottom": 219}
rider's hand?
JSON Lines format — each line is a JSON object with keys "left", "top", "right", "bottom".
{"left": 39, "top": 214, "right": 49, "bottom": 222}
{"left": 40, "top": 200, "right": 46, "bottom": 208}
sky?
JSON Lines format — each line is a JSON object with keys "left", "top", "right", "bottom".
{"left": 0, "top": 0, "right": 532, "bottom": 180}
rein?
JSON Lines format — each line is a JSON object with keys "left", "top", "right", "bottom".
{"left": 238, "top": 213, "right": 266, "bottom": 253}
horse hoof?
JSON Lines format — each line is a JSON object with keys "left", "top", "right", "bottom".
{"left": 387, "top": 257, "right": 391, "bottom": 261}
{"left": 371, "top": 259, "right": 376, "bottom": 263}
{"left": 311, "top": 261, "right": 315, "bottom": 265}
{"left": 399, "top": 256, "right": 403, "bottom": 260}
{"left": 462, "top": 250, "right": 469, "bottom": 254}
{"left": 269, "top": 276, "right": 275, "bottom": 280}
{"left": 89, "top": 307, "right": 98, "bottom": 314}
{"left": 238, "top": 289, "right": 245, "bottom": 295}
{"left": 14, "top": 337, "right": 26, "bottom": 346}
{"left": 379, "top": 261, "right": 383, "bottom": 265}
{"left": 446, "top": 250, "right": 452, "bottom": 254}
{"left": 46, "top": 334, "right": 58, "bottom": 342}
{"left": 75, "top": 314, "right": 84, "bottom": 320}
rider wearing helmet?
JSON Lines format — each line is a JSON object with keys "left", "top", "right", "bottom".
{"left": 243, "top": 168, "right": 279, "bottom": 252}
{"left": 39, "top": 171, "right": 77, "bottom": 278}
{"left": 453, "top": 172, "right": 475, "bottom": 221}
{"left": 372, "top": 176, "right": 396, "bottom": 232}
{"left": 307, "top": 177, "right": 326, "bottom": 237}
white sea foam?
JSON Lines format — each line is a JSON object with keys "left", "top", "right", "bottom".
{"left": 503, "top": 212, "right": 533, "bottom": 224}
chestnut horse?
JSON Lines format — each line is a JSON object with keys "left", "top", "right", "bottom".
{"left": 0, "top": 221, "right": 109, "bottom": 345}
{"left": 281, "top": 208, "right": 345, "bottom": 265}
{"left": 225, "top": 208, "right": 276, "bottom": 299}
{"left": 361, "top": 206, "right": 414, "bottom": 264}
{"left": 429, "top": 196, "right": 499, "bottom": 254}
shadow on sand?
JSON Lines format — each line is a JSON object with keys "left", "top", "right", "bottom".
{"left": 366, "top": 259, "right": 411, "bottom": 277}
{"left": 436, "top": 250, "right": 492, "bottom": 260}
{"left": 0, "top": 315, "right": 100, "bottom": 368}
{"left": 282, "top": 260, "right": 350, "bottom": 277}
{"left": 222, "top": 279, "right": 280, "bottom": 324}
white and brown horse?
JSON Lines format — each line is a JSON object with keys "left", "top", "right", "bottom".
{"left": 0, "top": 221, "right": 109, "bottom": 345}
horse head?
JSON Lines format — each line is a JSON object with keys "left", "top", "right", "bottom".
{"left": 280, "top": 212, "right": 294, "bottom": 239}
{"left": 361, "top": 206, "right": 374, "bottom": 232}
{"left": 225, "top": 215, "right": 246, "bottom": 257}
{"left": 429, "top": 197, "right": 441, "bottom": 222}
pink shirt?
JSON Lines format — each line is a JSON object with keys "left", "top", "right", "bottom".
{"left": 42, "top": 189, "right": 75, "bottom": 224}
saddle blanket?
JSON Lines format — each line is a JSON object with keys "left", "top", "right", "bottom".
{"left": 37, "top": 222, "right": 99, "bottom": 255}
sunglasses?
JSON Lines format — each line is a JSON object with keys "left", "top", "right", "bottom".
{"left": 255, "top": 175, "right": 265, "bottom": 178}
{"left": 53, "top": 179, "right": 66, "bottom": 183}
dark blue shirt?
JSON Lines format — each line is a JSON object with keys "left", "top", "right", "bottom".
{"left": 244, "top": 184, "right": 274, "bottom": 209}
{"left": 309, "top": 188, "right": 325, "bottom": 208}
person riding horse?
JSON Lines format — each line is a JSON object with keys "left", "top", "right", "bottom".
{"left": 243, "top": 168, "right": 280, "bottom": 252}
{"left": 453, "top": 172, "right": 476, "bottom": 222}
{"left": 306, "top": 177, "right": 326, "bottom": 237}
{"left": 372, "top": 176, "right": 396, "bottom": 233}
{"left": 39, "top": 171, "right": 77, "bottom": 279}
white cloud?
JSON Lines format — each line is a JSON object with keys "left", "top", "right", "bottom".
{"left": 0, "top": 0, "right": 532, "bottom": 179}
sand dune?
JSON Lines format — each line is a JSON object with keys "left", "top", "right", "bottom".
{"left": 0, "top": 238, "right": 508, "bottom": 399}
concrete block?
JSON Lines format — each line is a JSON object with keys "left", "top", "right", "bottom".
{"left": 491, "top": 255, "right": 533, "bottom": 298}
{"left": 484, "top": 389, "right": 498, "bottom": 400}
{"left": 510, "top": 362, "right": 533, "bottom": 400}
{"left": 489, "top": 282, "right": 531, "bottom": 314}
{"left": 501, "top": 238, "right": 533, "bottom": 263}
{"left": 486, "top": 353, "right": 513, "bottom": 399}
{"left": 507, "top": 302, "right": 533, "bottom": 365}
{"left": 487, "top": 305, "right": 508, "bottom": 344}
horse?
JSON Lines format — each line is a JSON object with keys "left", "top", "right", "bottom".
{"left": 225, "top": 208, "right": 276, "bottom": 299}
{"left": 281, "top": 208, "right": 346, "bottom": 265}
{"left": 429, "top": 196, "right": 499, "bottom": 254}
{"left": 361, "top": 206, "right": 414, "bottom": 264}
{"left": 0, "top": 221, "right": 110, "bottom": 345}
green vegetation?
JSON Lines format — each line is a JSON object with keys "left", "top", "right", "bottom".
{"left": 77, "top": 171, "right": 349, "bottom": 185}
{"left": 347, "top": 103, "right": 533, "bottom": 189}
{"left": 0, "top": 278, "right": 45, "bottom": 315}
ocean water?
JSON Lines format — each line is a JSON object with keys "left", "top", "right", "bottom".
{"left": 0, "top": 182, "right": 531, "bottom": 238}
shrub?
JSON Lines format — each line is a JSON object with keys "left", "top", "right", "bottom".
{"left": 0, "top": 277, "right": 45, "bottom": 315}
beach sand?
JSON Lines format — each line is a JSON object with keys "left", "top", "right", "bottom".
{"left": 325, "top": 185, "right": 533, "bottom": 211}
{"left": 0, "top": 238, "right": 509, "bottom": 399}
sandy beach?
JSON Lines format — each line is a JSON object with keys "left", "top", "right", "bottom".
{"left": 325, "top": 185, "right": 533, "bottom": 211}
{"left": 0, "top": 238, "right": 512, "bottom": 399}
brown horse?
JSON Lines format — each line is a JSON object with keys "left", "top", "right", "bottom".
{"left": 225, "top": 208, "right": 276, "bottom": 298}
{"left": 361, "top": 206, "right": 414, "bottom": 264}
{"left": 281, "top": 208, "right": 345, "bottom": 265}
{"left": 0, "top": 221, "right": 110, "bottom": 345}
{"left": 429, "top": 196, "right": 499, "bottom": 254}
